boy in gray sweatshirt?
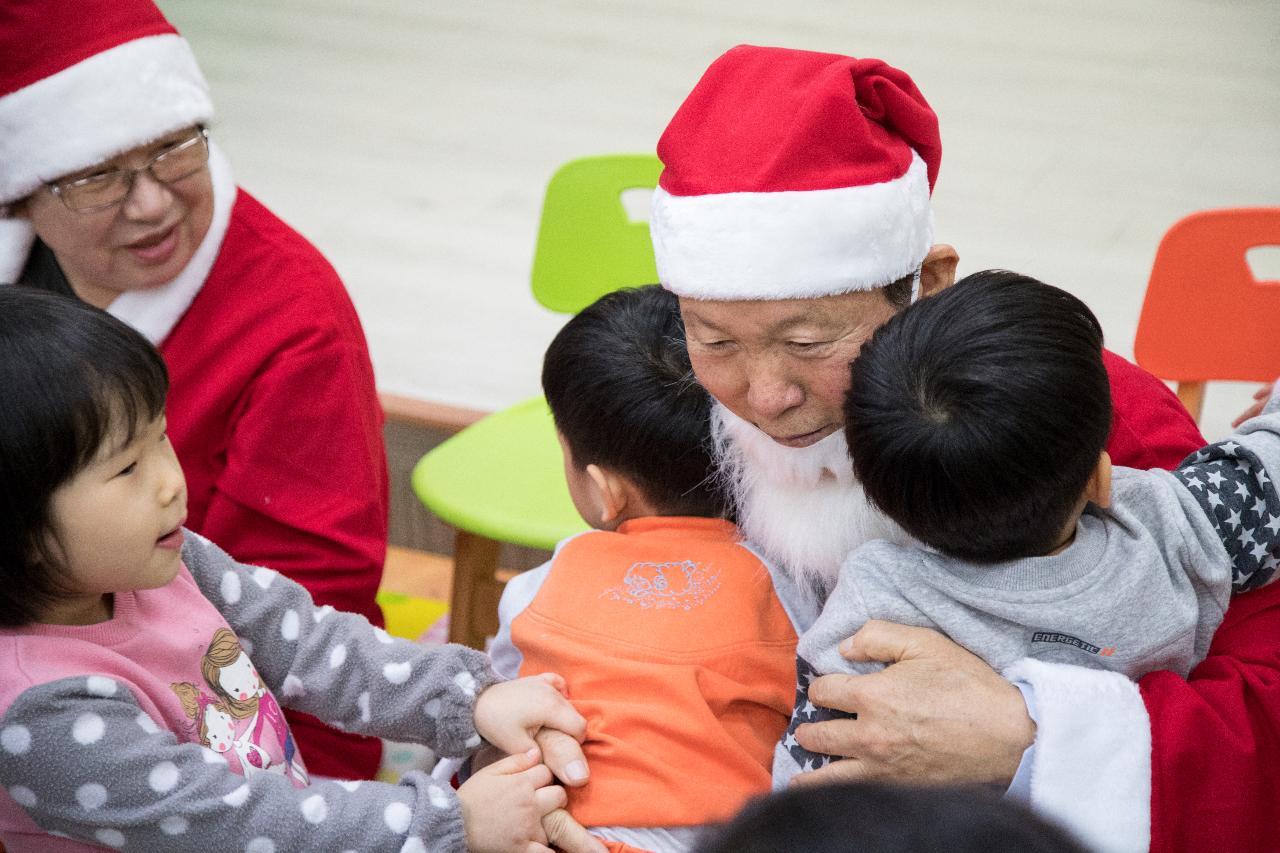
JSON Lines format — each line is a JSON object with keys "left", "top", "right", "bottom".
{"left": 774, "top": 270, "right": 1280, "bottom": 784}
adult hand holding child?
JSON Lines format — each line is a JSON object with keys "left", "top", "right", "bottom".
{"left": 793, "top": 620, "right": 1035, "bottom": 787}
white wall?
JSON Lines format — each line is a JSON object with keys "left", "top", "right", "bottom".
{"left": 161, "top": 0, "right": 1280, "bottom": 440}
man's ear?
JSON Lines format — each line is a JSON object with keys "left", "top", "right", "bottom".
{"left": 585, "top": 464, "right": 628, "bottom": 524}
{"left": 1085, "top": 451, "right": 1113, "bottom": 509}
{"left": 919, "top": 243, "right": 960, "bottom": 298}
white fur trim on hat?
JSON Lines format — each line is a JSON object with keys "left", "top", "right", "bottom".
{"left": 652, "top": 152, "right": 934, "bottom": 301}
{"left": 1005, "top": 658, "right": 1151, "bottom": 853}
{"left": 0, "top": 34, "right": 213, "bottom": 204}
{"left": 0, "top": 218, "right": 35, "bottom": 284}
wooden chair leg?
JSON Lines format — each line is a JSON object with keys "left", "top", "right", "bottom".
{"left": 1176, "top": 380, "right": 1206, "bottom": 424}
{"left": 448, "top": 530, "right": 503, "bottom": 650}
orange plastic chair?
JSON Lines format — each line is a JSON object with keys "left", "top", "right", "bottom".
{"left": 1134, "top": 207, "right": 1280, "bottom": 422}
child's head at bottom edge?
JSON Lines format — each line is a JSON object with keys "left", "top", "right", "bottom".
{"left": 0, "top": 287, "right": 186, "bottom": 627}
{"left": 694, "top": 781, "right": 1089, "bottom": 853}
{"left": 541, "top": 285, "right": 726, "bottom": 530}
{"left": 845, "top": 269, "right": 1114, "bottom": 563}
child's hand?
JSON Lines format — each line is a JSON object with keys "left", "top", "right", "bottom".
{"left": 457, "top": 747, "right": 565, "bottom": 853}
{"left": 474, "top": 673, "right": 588, "bottom": 757}
{"left": 1233, "top": 380, "right": 1278, "bottom": 427}
{"left": 542, "top": 808, "right": 609, "bottom": 853}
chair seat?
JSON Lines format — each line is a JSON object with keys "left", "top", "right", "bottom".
{"left": 411, "top": 395, "right": 588, "bottom": 551}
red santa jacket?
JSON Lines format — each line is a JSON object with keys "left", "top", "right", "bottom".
{"left": 1144, "top": 567, "right": 1280, "bottom": 852}
{"left": 1102, "top": 348, "right": 1204, "bottom": 470}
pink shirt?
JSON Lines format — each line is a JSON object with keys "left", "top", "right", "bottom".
{"left": 0, "top": 564, "right": 305, "bottom": 849}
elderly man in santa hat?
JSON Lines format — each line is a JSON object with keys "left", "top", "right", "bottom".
{"left": 650, "top": 45, "right": 1280, "bottom": 853}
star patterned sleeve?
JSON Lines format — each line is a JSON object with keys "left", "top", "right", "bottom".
{"left": 1173, "top": 409, "right": 1280, "bottom": 593}
{"left": 0, "top": 677, "right": 467, "bottom": 852}
{"left": 179, "top": 531, "right": 500, "bottom": 757}
{"left": 771, "top": 546, "right": 886, "bottom": 790}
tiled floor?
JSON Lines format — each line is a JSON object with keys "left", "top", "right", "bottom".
{"left": 161, "top": 0, "right": 1280, "bottom": 440}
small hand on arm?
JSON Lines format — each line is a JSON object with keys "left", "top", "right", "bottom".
{"left": 793, "top": 620, "right": 1035, "bottom": 787}
{"left": 471, "top": 674, "right": 605, "bottom": 853}
{"left": 457, "top": 748, "right": 565, "bottom": 853}
{"left": 473, "top": 673, "right": 587, "bottom": 756}
{"left": 468, "top": 736, "right": 602, "bottom": 853}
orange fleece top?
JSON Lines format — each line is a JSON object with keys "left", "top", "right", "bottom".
{"left": 511, "top": 516, "right": 799, "bottom": 827}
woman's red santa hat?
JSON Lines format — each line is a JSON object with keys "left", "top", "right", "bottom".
{"left": 651, "top": 45, "right": 942, "bottom": 301}
{"left": 0, "top": 0, "right": 214, "bottom": 283}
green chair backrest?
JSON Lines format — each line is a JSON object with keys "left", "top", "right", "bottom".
{"left": 530, "top": 154, "right": 663, "bottom": 314}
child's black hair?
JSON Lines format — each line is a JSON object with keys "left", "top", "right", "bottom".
{"left": 542, "top": 285, "right": 725, "bottom": 518}
{"left": 695, "top": 781, "right": 1088, "bottom": 853}
{"left": 0, "top": 287, "right": 170, "bottom": 626}
{"left": 845, "top": 270, "right": 1112, "bottom": 562}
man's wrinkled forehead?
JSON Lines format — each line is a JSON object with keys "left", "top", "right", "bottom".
{"left": 679, "top": 291, "right": 881, "bottom": 335}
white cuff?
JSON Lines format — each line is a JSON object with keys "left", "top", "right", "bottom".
{"left": 1004, "top": 658, "right": 1151, "bottom": 853}
{"left": 1004, "top": 680, "right": 1037, "bottom": 802}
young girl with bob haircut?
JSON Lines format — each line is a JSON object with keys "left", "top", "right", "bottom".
{"left": 0, "top": 287, "right": 590, "bottom": 853}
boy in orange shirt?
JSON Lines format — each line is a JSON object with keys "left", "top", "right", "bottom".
{"left": 489, "top": 286, "right": 815, "bottom": 853}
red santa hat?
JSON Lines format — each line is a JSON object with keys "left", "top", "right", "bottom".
{"left": 0, "top": 0, "right": 214, "bottom": 282}
{"left": 651, "top": 45, "right": 942, "bottom": 301}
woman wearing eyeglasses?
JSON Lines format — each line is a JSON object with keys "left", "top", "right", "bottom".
{"left": 0, "top": 0, "right": 389, "bottom": 782}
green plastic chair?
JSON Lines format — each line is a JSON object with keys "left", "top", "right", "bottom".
{"left": 412, "top": 154, "right": 664, "bottom": 648}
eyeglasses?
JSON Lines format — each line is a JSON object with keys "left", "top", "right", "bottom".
{"left": 46, "top": 127, "right": 210, "bottom": 213}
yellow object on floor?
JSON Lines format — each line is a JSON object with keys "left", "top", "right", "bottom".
{"left": 378, "top": 545, "right": 453, "bottom": 642}
{"left": 375, "top": 547, "right": 455, "bottom": 781}
{"left": 376, "top": 590, "right": 449, "bottom": 644}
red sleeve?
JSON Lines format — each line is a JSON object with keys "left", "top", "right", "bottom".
{"left": 1107, "top": 347, "right": 1279, "bottom": 849}
{"left": 1103, "top": 349, "right": 1205, "bottom": 470}
{"left": 165, "top": 193, "right": 389, "bottom": 629}
{"left": 1142, "top": 579, "right": 1280, "bottom": 852}
{"left": 199, "top": 302, "right": 389, "bottom": 628}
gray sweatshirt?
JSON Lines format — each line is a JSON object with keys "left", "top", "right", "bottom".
{"left": 774, "top": 404, "right": 1280, "bottom": 786}
{"left": 0, "top": 531, "right": 499, "bottom": 852}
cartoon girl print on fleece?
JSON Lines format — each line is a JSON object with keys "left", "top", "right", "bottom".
{"left": 172, "top": 628, "right": 308, "bottom": 785}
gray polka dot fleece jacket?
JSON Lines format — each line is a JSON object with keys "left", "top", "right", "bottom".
{"left": 0, "top": 530, "right": 499, "bottom": 852}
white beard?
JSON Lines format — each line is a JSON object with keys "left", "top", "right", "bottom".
{"left": 710, "top": 402, "right": 910, "bottom": 593}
